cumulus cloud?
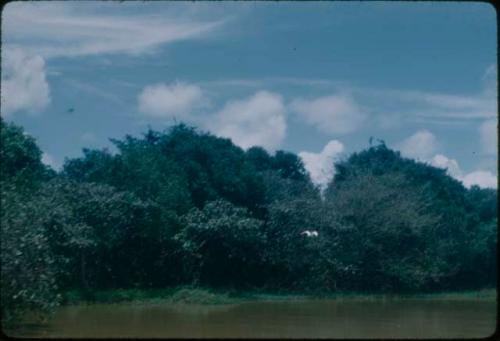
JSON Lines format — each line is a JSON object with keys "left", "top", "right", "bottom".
{"left": 299, "top": 140, "right": 344, "bottom": 190}
{"left": 479, "top": 119, "right": 497, "bottom": 155}
{"left": 138, "top": 82, "right": 206, "bottom": 120}
{"left": 461, "top": 171, "right": 497, "bottom": 189}
{"left": 428, "top": 153, "right": 497, "bottom": 189}
{"left": 397, "top": 131, "right": 497, "bottom": 189}
{"left": 1, "top": 48, "right": 50, "bottom": 117}
{"left": 291, "top": 94, "right": 367, "bottom": 134}
{"left": 2, "top": 2, "right": 225, "bottom": 58}
{"left": 429, "top": 154, "right": 463, "bottom": 179}
{"left": 399, "top": 130, "right": 438, "bottom": 160}
{"left": 209, "top": 91, "right": 286, "bottom": 151}
{"left": 1, "top": 2, "right": 224, "bottom": 117}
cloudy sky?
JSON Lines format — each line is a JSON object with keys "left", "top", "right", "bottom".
{"left": 1, "top": 1, "right": 497, "bottom": 189}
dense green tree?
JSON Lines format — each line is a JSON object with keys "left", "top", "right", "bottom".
{"left": 246, "top": 146, "right": 273, "bottom": 172}
{"left": 1, "top": 119, "right": 497, "bottom": 326}
{"left": 40, "top": 179, "right": 169, "bottom": 289}
{"left": 1, "top": 184, "right": 60, "bottom": 323}
{"left": 466, "top": 186, "right": 498, "bottom": 223}
{"left": 63, "top": 148, "right": 116, "bottom": 185}
{"left": 454, "top": 217, "right": 497, "bottom": 289}
{"left": 1, "top": 119, "right": 59, "bottom": 324}
{"left": 0, "top": 118, "right": 52, "bottom": 186}
{"left": 329, "top": 143, "right": 469, "bottom": 207}
{"left": 261, "top": 169, "right": 318, "bottom": 204}
{"left": 175, "top": 200, "right": 265, "bottom": 288}
{"left": 271, "top": 151, "right": 308, "bottom": 181}
{"left": 326, "top": 143, "right": 496, "bottom": 291}
{"left": 264, "top": 196, "right": 342, "bottom": 291}
{"left": 327, "top": 171, "right": 457, "bottom": 291}
{"left": 63, "top": 125, "right": 268, "bottom": 217}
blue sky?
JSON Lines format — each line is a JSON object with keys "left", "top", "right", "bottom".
{"left": 1, "top": 1, "right": 497, "bottom": 189}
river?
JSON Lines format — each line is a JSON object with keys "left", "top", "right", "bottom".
{"left": 11, "top": 298, "right": 497, "bottom": 338}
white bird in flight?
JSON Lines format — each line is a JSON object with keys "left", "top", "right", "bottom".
{"left": 301, "top": 230, "right": 319, "bottom": 237}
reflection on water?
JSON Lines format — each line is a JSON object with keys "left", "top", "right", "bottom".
{"left": 11, "top": 298, "right": 497, "bottom": 338}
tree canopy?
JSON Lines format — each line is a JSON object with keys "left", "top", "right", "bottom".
{"left": 1, "top": 120, "right": 497, "bottom": 324}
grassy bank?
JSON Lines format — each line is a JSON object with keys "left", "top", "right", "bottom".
{"left": 312, "top": 288, "right": 497, "bottom": 301}
{"left": 62, "top": 287, "right": 254, "bottom": 305}
{"left": 61, "top": 287, "right": 497, "bottom": 306}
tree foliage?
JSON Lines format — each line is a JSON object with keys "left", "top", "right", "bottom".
{"left": 1, "top": 184, "right": 60, "bottom": 323}
{"left": 175, "top": 200, "right": 265, "bottom": 288}
{"left": 1, "top": 121, "right": 497, "bottom": 324}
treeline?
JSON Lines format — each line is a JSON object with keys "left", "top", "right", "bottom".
{"left": 1, "top": 118, "right": 497, "bottom": 323}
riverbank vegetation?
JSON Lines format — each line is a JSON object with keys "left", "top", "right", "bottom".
{"left": 59, "top": 287, "right": 496, "bottom": 306}
{"left": 1, "top": 118, "right": 497, "bottom": 326}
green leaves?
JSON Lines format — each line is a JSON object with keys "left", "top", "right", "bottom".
{"left": 326, "top": 146, "right": 497, "bottom": 292}
{"left": 0, "top": 118, "right": 50, "bottom": 187}
{"left": 175, "top": 200, "right": 265, "bottom": 287}
{"left": 1, "top": 118, "right": 497, "bottom": 325}
{"left": 1, "top": 184, "right": 60, "bottom": 323}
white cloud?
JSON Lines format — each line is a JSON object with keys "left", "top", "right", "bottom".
{"left": 299, "top": 140, "right": 344, "bottom": 190}
{"left": 399, "top": 130, "right": 438, "bottom": 160}
{"left": 1, "top": 48, "right": 50, "bottom": 117}
{"left": 461, "top": 171, "right": 497, "bottom": 189}
{"left": 398, "top": 131, "right": 497, "bottom": 189}
{"left": 1, "top": 2, "right": 224, "bottom": 117}
{"left": 429, "top": 154, "right": 463, "bottom": 179}
{"left": 428, "top": 153, "right": 497, "bottom": 189}
{"left": 209, "top": 91, "right": 286, "bottom": 151}
{"left": 138, "top": 82, "right": 206, "bottom": 120}
{"left": 393, "top": 89, "right": 494, "bottom": 123}
{"left": 479, "top": 119, "right": 497, "bottom": 155}
{"left": 291, "top": 94, "right": 367, "bottom": 134}
{"left": 353, "top": 65, "right": 497, "bottom": 127}
{"left": 2, "top": 2, "right": 225, "bottom": 58}
{"left": 41, "top": 152, "right": 61, "bottom": 171}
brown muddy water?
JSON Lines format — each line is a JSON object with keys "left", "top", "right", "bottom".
{"left": 10, "top": 298, "right": 497, "bottom": 338}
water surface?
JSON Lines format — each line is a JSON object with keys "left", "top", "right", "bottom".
{"left": 12, "top": 298, "right": 497, "bottom": 338}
